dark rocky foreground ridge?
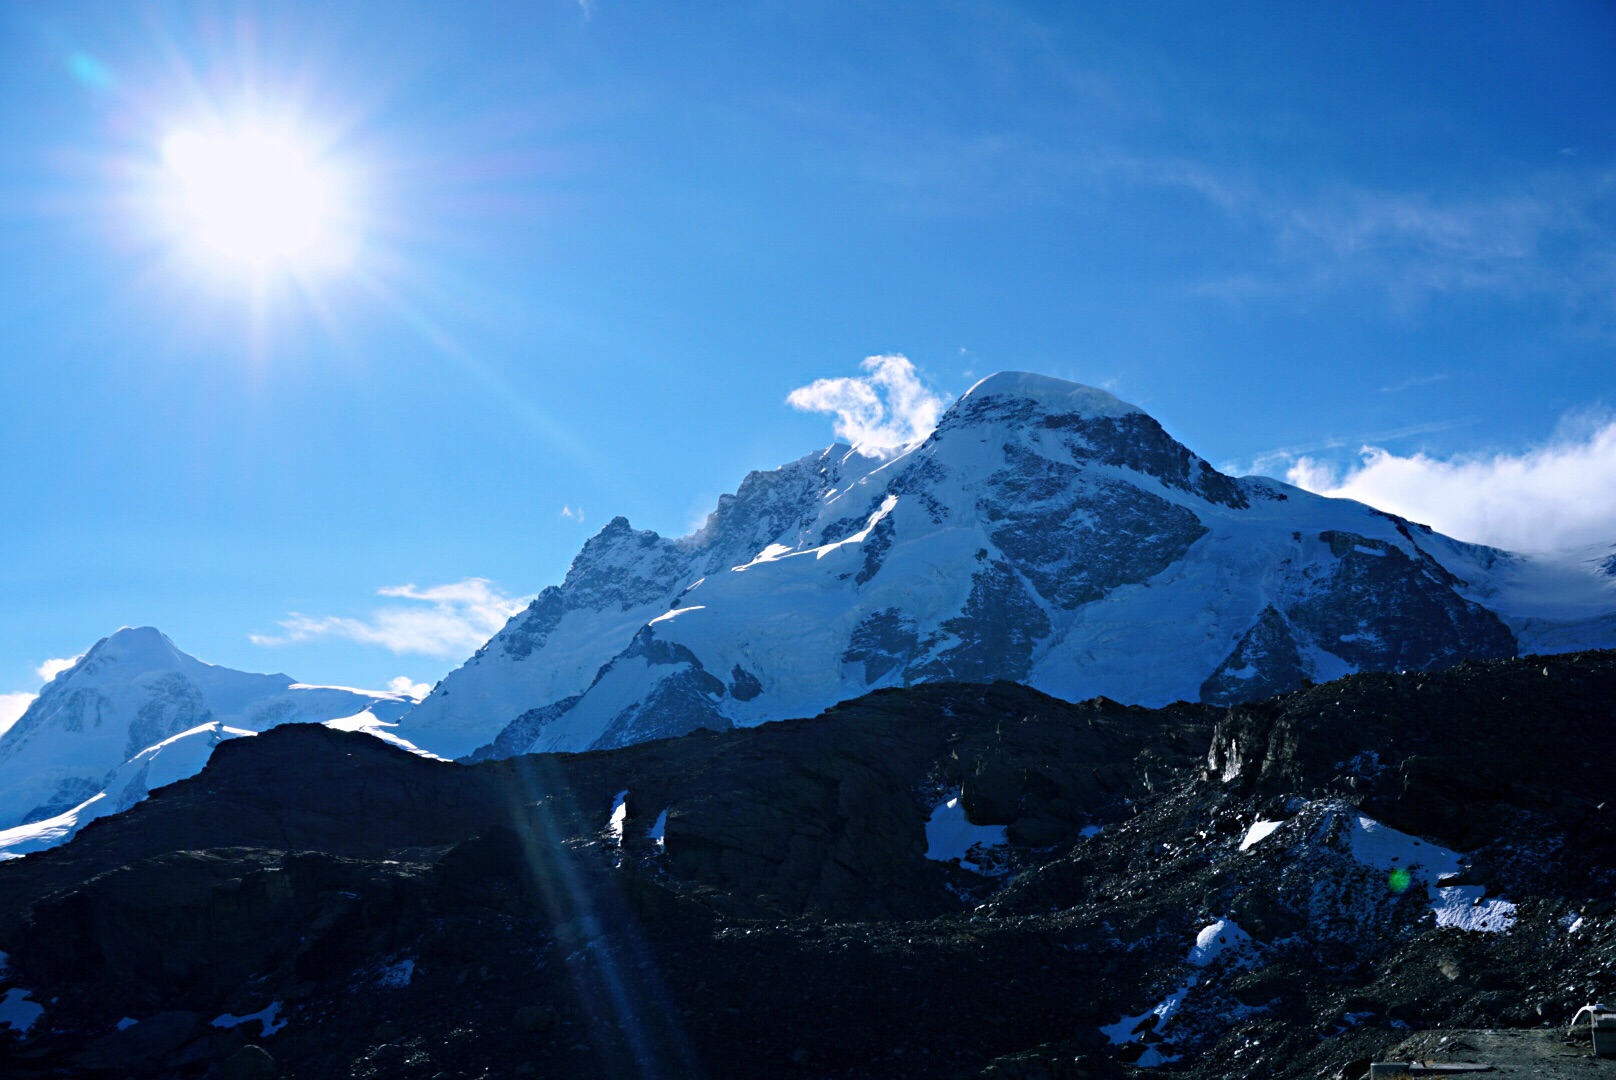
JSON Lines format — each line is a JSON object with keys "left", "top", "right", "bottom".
{"left": 0, "top": 653, "right": 1614, "bottom": 1079}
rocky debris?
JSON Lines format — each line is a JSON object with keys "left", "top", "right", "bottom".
{"left": 978, "top": 1041, "right": 1107, "bottom": 1079}
{"left": 1352, "top": 1028, "right": 1616, "bottom": 1078}
{"left": 212, "top": 1044, "right": 277, "bottom": 1080}
{"left": 73, "top": 1011, "right": 201, "bottom": 1069}
{"left": 0, "top": 653, "right": 1611, "bottom": 1078}
{"left": 1208, "top": 650, "right": 1616, "bottom": 872}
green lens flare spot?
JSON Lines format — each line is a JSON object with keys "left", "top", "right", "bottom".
{"left": 1387, "top": 867, "right": 1413, "bottom": 894}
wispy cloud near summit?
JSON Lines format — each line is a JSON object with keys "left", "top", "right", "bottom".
{"left": 787, "top": 355, "right": 949, "bottom": 454}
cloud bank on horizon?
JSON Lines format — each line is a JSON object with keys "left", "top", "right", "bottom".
{"left": 1286, "top": 412, "right": 1616, "bottom": 555}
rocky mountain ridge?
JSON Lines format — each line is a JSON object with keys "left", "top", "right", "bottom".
{"left": 400, "top": 371, "right": 1615, "bottom": 761}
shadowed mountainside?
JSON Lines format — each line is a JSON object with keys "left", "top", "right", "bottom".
{"left": 0, "top": 653, "right": 1613, "bottom": 1079}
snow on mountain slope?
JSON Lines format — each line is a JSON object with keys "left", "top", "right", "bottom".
{"left": 0, "top": 627, "right": 413, "bottom": 834}
{"left": 1466, "top": 539, "right": 1616, "bottom": 654}
{"left": 397, "top": 372, "right": 1616, "bottom": 760}
{"left": 0, "top": 720, "right": 257, "bottom": 860}
{"left": 403, "top": 442, "right": 893, "bottom": 759}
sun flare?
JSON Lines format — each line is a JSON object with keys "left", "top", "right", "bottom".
{"left": 159, "top": 124, "right": 352, "bottom": 273}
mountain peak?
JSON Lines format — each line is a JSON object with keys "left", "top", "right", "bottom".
{"left": 0, "top": 629, "right": 415, "bottom": 846}
{"left": 395, "top": 367, "right": 1614, "bottom": 765}
{"left": 82, "top": 626, "right": 186, "bottom": 671}
{"left": 960, "top": 372, "right": 1141, "bottom": 419}
{"left": 106, "top": 625, "right": 175, "bottom": 646}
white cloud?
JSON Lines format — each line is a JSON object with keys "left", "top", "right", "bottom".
{"left": 0, "top": 657, "right": 77, "bottom": 739}
{"left": 35, "top": 655, "right": 83, "bottom": 683}
{"left": 0, "top": 692, "right": 35, "bottom": 739}
{"left": 560, "top": 504, "right": 585, "bottom": 523}
{"left": 786, "top": 354, "right": 949, "bottom": 453}
{"left": 251, "top": 578, "right": 534, "bottom": 659}
{"left": 1286, "top": 413, "right": 1616, "bottom": 554}
{"left": 387, "top": 676, "right": 432, "bottom": 701}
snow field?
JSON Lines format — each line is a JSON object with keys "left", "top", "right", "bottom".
{"left": 1100, "top": 918, "right": 1255, "bottom": 1067}
{"left": 923, "top": 794, "right": 1009, "bottom": 875}
{"left": 211, "top": 1001, "right": 285, "bottom": 1036}
{"left": 0, "top": 987, "right": 43, "bottom": 1034}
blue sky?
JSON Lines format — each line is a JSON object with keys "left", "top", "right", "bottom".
{"left": 2, "top": 1, "right": 1613, "bottom": 710}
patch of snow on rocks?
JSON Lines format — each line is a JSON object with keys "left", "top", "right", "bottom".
{"left": 1273, "top": 802, "right": 1518, "bottom": 936}
{"left": 1100, "top": 982, "right": 1189, "bottom": 1068}
{"left": 1430, "top": 885, "right": 1518, "bottom": 933}
{"left": 211, "top": 1000, "right": 285, "bottom": 1037}
{"left": 1187, "top": 919, "right": 1253, "bottom": 967}
{"left": 649, "top": 807, "right": 669, "bottom": 853}
{"left": 1100, "top": 918, "right": 1256, "bottom": 1066}
{"left": 1343, "top": 811, "right": 1517, "bottom": 932}
{"left": 0, "top": 988, "right": 44, "bottom": 1033}
{"left": 608, "top": 789, "right": 629, "bottom": 846}
{"left": 1345, "top": 812, "right": 1460, "bottom": 879}
{"left": 1238, "top": 818, "right": 1283, "bottom": 851}
{"left": 924, "top": 794, "right": 1008, "bottom": 874}
{"left": 324, "top": 711, "right": 445, "bottom": 760}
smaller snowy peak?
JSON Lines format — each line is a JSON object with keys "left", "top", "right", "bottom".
{"left": 958, "top": 372, "right": 1142, "bottom": 419}
{"left": 400, "top": 441, "right": 890, "bottom": 760}
{"left": 569, "top": 515, "right": 663, "bottom": 572}
{"left": 74, "top": 626, "right": 189, "bottom": 676}
{"left": 556, "top": 516, "right": 687, "bottom": 613}
{"left": 0, "top": 627, "right": 409, "bottom": 843}
{"left": 680, "top": 442, "right": 891, "bottom": 569}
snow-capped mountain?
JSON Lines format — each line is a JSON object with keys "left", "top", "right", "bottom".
{"left": 0, "top": 627, "right": 415, "bottom": 842}
{"left": 400, "top": 372, "right": 1616, "bottom": 760}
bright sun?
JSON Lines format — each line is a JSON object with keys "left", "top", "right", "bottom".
{"left": 160, "top": 125, "right": 350, "bottom": 273}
